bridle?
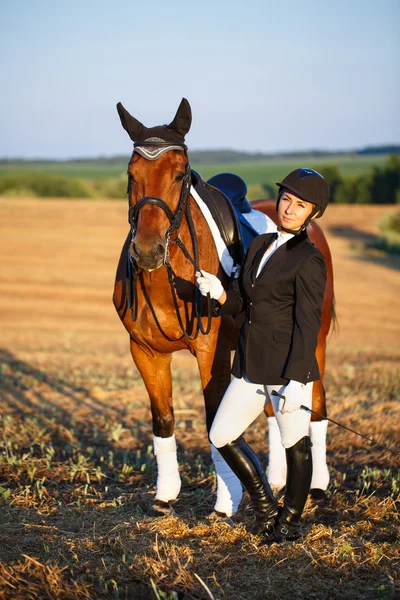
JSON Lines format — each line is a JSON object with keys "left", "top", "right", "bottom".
{"left": 126, "top": 140, "right": 212, "bottom": 340}
{"left": 128, "top": 141, "right": 191, "bottom": 247}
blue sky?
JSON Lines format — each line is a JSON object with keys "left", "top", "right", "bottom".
{"left": 1, "top": 0, "right": 399, "bottom": 158}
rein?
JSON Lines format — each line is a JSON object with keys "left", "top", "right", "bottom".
{"left": 126, "top": 144, "right": 212, "bottom": 340}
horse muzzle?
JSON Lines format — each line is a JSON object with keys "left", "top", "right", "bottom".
{"left": 130, "top": 239, "right": 166, "bottom": 271}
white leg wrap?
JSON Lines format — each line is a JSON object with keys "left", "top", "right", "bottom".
{"left": 309, "top": 420, "right": 330, "bottom": 490}
{"left": 211, "top": 444, "right": 243, "bottom": 517}
{"left": 153, "top": 435, "right": 181, "bottom": 502}
{"left": 267, "top": 416, "right": 287, "bottom": 490}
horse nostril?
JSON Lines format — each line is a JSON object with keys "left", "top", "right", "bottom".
{"left": 131, "top": 241, "right": 164, "bottom": 262}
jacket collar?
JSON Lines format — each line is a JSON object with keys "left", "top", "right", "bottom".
{"left": 254, "top": 228, "right": 308, "bottom": 251}
{"left": 285, "top": 228, "right": 309, "bottom": 251}
{"left": 252, "top": 229, "right": 309, "bottom": 281}
{"left": 251, "top": 232, "right": 277, "bottom": 281}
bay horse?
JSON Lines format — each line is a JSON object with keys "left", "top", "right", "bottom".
{"left": 113, "top": 98, "right": 334, "bottom": 518}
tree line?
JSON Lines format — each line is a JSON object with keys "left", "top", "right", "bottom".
{"left": 320, "top": 154, "right": 400, "bottom": 204}
{"left": 263, "top": 155, "right": 400, "bottom": 204}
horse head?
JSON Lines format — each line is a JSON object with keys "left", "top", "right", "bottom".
{"left": 117, "top": 99, "right": 192, "bottom": 271}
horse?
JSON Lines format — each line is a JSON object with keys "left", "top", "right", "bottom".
{"left": 113, "top": 98, "right": 334, "bottom": 518}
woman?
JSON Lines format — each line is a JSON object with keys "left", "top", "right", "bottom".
{"left": 196, "top": 168, "right": 329, "bottom": 543}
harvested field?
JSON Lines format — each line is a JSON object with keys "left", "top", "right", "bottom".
{"left": 0, "top": 198, "right": 399, "bottom": 599}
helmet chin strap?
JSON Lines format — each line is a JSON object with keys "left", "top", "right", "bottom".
{"left": 279, "top": 224, "right": 305, "bottom": 236}
{"left": 279, "top": 205, "right": 320, "bottom": 236}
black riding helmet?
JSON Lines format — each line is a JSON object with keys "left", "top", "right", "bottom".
{"left": 275, "top": 168, "right": 330, "bottom": 234}
{"left": 276, "top": 168, "right": 330, "bottom": 216}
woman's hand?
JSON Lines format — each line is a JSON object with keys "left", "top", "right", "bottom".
{"left": 195, "top": 271, "right": 225, "bottom": 301}
{"left": 278, "top": 380, "right": 305, "bottom": 414}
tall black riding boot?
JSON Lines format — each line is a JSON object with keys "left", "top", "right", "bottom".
{"left": 272, "top": 435, "right": 313, "bottom": 542}
{"left": 217, "top": 436, "right": 278, "bottom": 532}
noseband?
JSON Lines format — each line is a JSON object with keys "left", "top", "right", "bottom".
{"left": 126, "top": 141, "right": 212, "bottom": 340}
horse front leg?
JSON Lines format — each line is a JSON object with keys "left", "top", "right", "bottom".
{"left": 129, "top": 340, "right": 181, "bottom": 515}
{"left": 195, "top": 318, "right": 243, "bottom": 521}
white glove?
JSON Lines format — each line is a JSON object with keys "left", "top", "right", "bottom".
{"left": 195, "top": 270, "right": 224, "bottom": 300}
{"left": 278, "top": 380, "right": 305, "bottom": 414}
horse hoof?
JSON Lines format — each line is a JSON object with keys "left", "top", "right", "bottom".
{"left": 309, "top": 488, "right": 328, "bottom": 505}
{"left": 206, "top": 510, "right": 234, "bottom": 526}
{"left": 147, "top": 500, "right": 177, "bottom": 517}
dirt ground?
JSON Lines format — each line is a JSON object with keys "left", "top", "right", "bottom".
{"left": 0, "top": 198, "right": 399, "bottom": 600}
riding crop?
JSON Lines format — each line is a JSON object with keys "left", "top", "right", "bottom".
{"left": 271, "top": 391, "right": 399, "bottom": 456}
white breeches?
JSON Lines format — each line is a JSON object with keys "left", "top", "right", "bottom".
{"left": 209, "top": 376, "right": 313, "bottom": 450}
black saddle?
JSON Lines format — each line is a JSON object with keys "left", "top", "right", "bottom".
{"left": 191, "top": 171, "right": 244, "bottom": 267}
{"left": 205, "top": 172, "right": 261, "bottom": 254}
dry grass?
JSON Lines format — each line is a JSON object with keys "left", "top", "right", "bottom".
{"left": 0, "top": 199, "right": 399, "bottom": 599}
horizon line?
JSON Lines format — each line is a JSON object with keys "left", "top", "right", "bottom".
{"left": 1, "top": 144, "right": 399, "bottom": 163}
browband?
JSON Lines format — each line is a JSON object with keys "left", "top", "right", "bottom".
{"left": 134, "top": 140, "right": 187, "bottom": 150}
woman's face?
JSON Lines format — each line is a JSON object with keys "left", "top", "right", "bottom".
{"left": 277, "top": 191, "right": 315, "bottom": 231}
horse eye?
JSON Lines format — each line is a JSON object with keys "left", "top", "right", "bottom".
{"left": 175, "top": 172, "right": 185, "bottom": 182}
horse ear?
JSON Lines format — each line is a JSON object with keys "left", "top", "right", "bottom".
{"left": 167, "top": 98, "right": 192, "bottom": 139}
{"left": 116, "top": 102, "right": 146, "bottom": 142}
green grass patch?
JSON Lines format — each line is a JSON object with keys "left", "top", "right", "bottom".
{"left": 373, "top": 209, "right": 400, "bottom": 254}
{"left": 194, "top": 154, "right": 389, "bottom": 185}
{"left": 0, "top": 154, "right": 388, "bottom": 182}
{"left": 0, "top": 154, "right": 394, "bottom": 201}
